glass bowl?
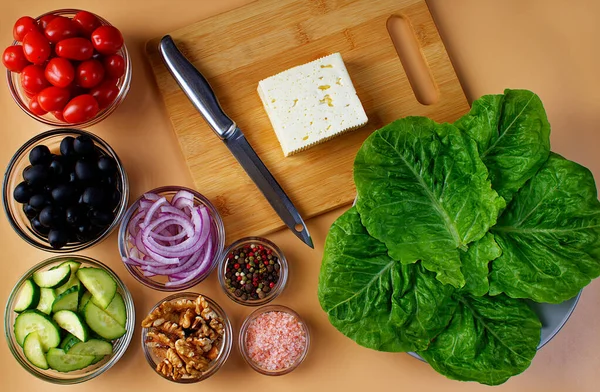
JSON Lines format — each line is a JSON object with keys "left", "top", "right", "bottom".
{"left": 118, "top": 186, "right": 225, "bottom": 291}
{"left": 218, "top": 237, "right": 288, "bottom": 306}
{"left": 239, "top": 305, "right": 310, "bottom": 376}
{"left": 4, "top": 255, "right": 136, "bottom": 384}
{"left": 7, "top": 9, "right": 132, "bottom": 128}
{"left": 141, "top": 292, "right": 232, "bottom": 383}
{"left": 2, "top": 128, "right": 129, "bottom": 252}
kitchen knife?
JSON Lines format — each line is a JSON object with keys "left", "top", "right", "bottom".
{"left": 158, "top": 35, "right": 313, "bottom": 248}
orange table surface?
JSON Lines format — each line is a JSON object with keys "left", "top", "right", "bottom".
{"left": 1, "top": 1, "right": 599, "bottom": 391}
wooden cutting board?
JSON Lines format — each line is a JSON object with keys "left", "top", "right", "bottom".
{"left": 146, "top": 0, "right": 469, "bottom": 243}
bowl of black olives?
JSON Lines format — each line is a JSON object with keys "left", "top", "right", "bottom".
{"left": 2, "top": 129, "right": 128, "bottom": 251}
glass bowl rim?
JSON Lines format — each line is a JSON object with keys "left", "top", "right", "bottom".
{"left": 3, "top": 254, "right": 136, "bottom": 384}
{"left": 140, "top": 291, "right": 233, "bottom": 383}
{"left": 2, "top": 128, "right": 129, "bottom": 252}
{"left": 117, "top": 185, "right": 225, "bottom": 291}
{"left": 217, "top": 236, "right": 288, "bottom": 306}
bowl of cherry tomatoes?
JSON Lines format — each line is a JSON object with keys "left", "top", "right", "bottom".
{"left": 2, "top": 9, "right": 131, "bottom": 128}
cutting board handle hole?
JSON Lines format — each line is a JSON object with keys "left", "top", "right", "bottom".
{"left": 387, "top": 15, "right": 439, "bottom": 105}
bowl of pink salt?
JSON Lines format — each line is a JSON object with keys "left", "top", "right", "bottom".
{"left": 239, "top": 305, "right": 310, "bottom": 375}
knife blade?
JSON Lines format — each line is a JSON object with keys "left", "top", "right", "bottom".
{"left": 158, "top": 35, "right": 313, "bottom": 248}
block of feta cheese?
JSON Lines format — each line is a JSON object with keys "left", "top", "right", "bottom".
{"left": 257, "top": 53, "right": 368, "bottom": 157}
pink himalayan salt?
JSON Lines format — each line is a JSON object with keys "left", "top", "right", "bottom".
{"left": 245, "top": 311, "right": 307, "bottom": 371}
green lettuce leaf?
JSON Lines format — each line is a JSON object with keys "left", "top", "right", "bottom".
{"left": 418, "top": 294, "right": 541, "bottom": 386}
{"left": 354, "top": 117, "right": 505, "bottom": 288}
{"left": 458, "top": 233, "right": 502, "bottom": 297}
{"left": 455, "top": 89, "right": 551, "bottom": 202}
{"left": 489, "top": 153, "right": 600, "bottom": 303}
{"left": 318, "top": 207, "right": 457, "bottom": 352}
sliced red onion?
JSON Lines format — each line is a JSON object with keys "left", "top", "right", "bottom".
{"left": 165, "top": 237, "right": 214, "bottom": 287}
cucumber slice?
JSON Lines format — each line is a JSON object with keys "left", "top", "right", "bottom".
{"left": 55, "top": 260, "right": 81, "bottom": 273}
{"left": 14, "top": 279, "right": 41, "bottom": 313}
{"left": 76, "top": 268, "right": 116, "bottom": 309}
{"left": 68, "top": 339, "right": 113, "bottom": 356}
{"left": 59, "top": 333, "right": 80, "bottom": 351}
{"left": 46, "top": 348, "right": 95, "bottom": 372}
{"left": 14, "top": 310, "right": 61, "bottom": 350}
{"left": 52, "top": 286, "right": 80, "bottom": 313}
{"left": 23, "top": 332, "right": 49, "bottom": 370}
{"left": 92, "top": 292, "right": 126, "bottom": 327}
{"left": 36, "top": 288, "right": 57, "bottom": 315}
{"left": 90, "top": 355, "right": 106, "bottom": 365}
{"left": 83, "top": 302, "right": 126, "bottom": 340}
{"left": 55, "top": 275, "right": 81, "bottom": 296}
{"left": 78, "top": 291, "right": 92, "bottom": 313}
{"left": 33, "top": 265, "right": 71, "bottom": 288}
{"left": 53, "top": 310, "right": 89, "bottom": 342}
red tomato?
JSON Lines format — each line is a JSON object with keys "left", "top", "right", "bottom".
{"left": 22, "top": 31, "right": 51, "bottom": 65}
{"left": 24, "top": 88, "right": 36, "bottom": 98}
{"left": 44, "top": 57, "right": 75, "bottom": 88}
{"left": 20, "top": 65, "right": 50, "bottom": 94}
{"left": 63, "top": 94, "right": 99, "bottom": 123}
{"left": 13, "top": 16, "right": 39, "bottom": 42}
{"left": 2, "top": 45, "right": 30, "bottom": 73}
{"left": 76, "top": 59, "right": 104, "bottom": 88}
{"left": 37, "top": 86, "right": 71, "bottom": 112}
{"left": 44, "top": 16, "right": 79, "bottom": 44}
{"left": 102, "top": 77, "right": 119, "bottom": 86}
{"left": 52, "top": 110, "right": 65, "bottom": 122}
{"left": 90, "top": 80, "right": 119, "bottom": 109}
{"left": 28, "top": 95, "right": 48, "bottom": 115}
{"left": 55, "top": 38, "right": 94, "bottom": 61}
{"left": 38, "top": 15, "right": 57, "bottom": 31}
{"left": 72, "top": 11, "right": 100, "bottom": 37}
{"left": 103, "top": 54, "right": 125, "bottom": 79}
{"left": 90, "top": 26, "right": 123, "bottom": 55}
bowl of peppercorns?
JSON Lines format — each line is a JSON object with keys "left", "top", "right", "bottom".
{"left": 217, "top": 237, "right": 288, "bottom": 306}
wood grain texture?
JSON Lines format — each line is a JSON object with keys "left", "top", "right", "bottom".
{"left": 146, "top": 0, "right": 469, "bottom": 242}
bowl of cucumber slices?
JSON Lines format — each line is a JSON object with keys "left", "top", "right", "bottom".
{"left": 4, "top": 255, "right": 135, "bottom": 384}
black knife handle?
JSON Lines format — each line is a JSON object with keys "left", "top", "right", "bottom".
{"left": 158, "top": 35, "right": 236, "bottom": 140}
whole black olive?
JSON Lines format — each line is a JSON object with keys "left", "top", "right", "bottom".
{"left": 23, "top": 165, "right": 49, "bottom": 186}
{"left": 60, "top": 136, "right": 76, "bottom": 157}
{"left": 65, "top": 206, "right": 84, "bottom": 226}
{"left": 97, "top": 156, "right": 117, "bottom": 174}
{"left": 73, "top": 135, "right": 95, "bottom": 156}
{"left": 108, "top": 189, "right": 121, "bottom": 209}
{"left": 13, "top": 181, "right": 33, "bottom": 204}
{"left": 39, "top": 205, "right": 65, "bottom": 228}
{"left": 75, "top": 160, "right": 96, "bottom": 182}
{"left": 90, "top": 209, "right": 114, "bottom": 227}
{"left": 23, "top": 204, "right": 37, "bottom": 218}
{"left": 68, "top": 171, "right": 77, "bottom": 184}
{"left": 29, "top": 145, "right": 52, "bottom": 166}
{"left": 101, "top": 175, "right": 116, "bottom": 187}
{"left": 82, "top": 187, "right": 105, "bottom": 207}
{"left": 75, "top": 224, "right": 96, "bottom": 241}
{"left": 49, "top": 157, "right": 66, "bottom": 179}
{"left": 48, "top": 229, "right": 69, "bottom": 249}
{"left": 29, "top": 194, "right": 51, "bottom": 210}
{"left": 51, "top": 184, "right": 77, "bottom": 205}
{"left": 31, "top": 217, "right": 50, "bottom": 235}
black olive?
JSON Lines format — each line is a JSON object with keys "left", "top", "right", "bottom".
{"left": 13, "top": 182, "right": 33, "bottom": 203}
{"left": 48, "top": 229, "right": 69, "bottom": 249}
{"left": 97, "top": 156, "right": 117, "bottom": 174}
{"left": 51, "top": 184, "right": 77, "bottom": 205}
{"left": 75, "top": 224, "right": 97, "bottom": 241}
{"left": 60, "top": 136, "right": 76, "bottom": 157}
{"left": 108, "top": 189, "right": 121, "bottom": 209}
{"left": 90, "top": 209, "right": 114, "bottom": 227}
{"left": 75, "top": 160, "right": 96, "bottom": 182}
{"left": 23, "top": 165, "right": 49, "bottom": 186}
{"left": 73, "top": 135, "right": 95, "bottom": 156}
{"left": 29, "top": 194, "right": 51, "bottom": 210}
{"left": 68, "top": 171, "right": 77, "bottom": 184}
{"left": 39, "top": 205, "right": 65, "bottom": 228}
{"left": 31, "top": 217, "right": 50, "bottom": 235}
{"left": 29, "top": 145, "right": 52, "bottom": 166}
{"left": 82, "top": 187, "right": 105, "bottom": 207}
{"left": 65, "top": 206, "right": 84, "bottom": 226}
{"left": 23, "top": 204, "right": 38, "bottom": 218}
{"left": 49, "top": 157, "right": 66, "bottom": 179}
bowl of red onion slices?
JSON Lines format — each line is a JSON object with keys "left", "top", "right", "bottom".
{"left": 118, "top": 186, "right": 225, "bottom": 291}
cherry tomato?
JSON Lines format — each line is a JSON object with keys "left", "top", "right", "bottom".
{"left": 55, "top": 38, "right": 94, "bottom": 61}
{"left": 13, "top": 16, "right": 39, "bottom": 42}
{"left": 38, "top": 15, "right": 57, "bottom": 31}
{"left": 2, "top": 45, "right": 30, "bottom": 73}
{"left": 90, "top": 80, "right": 119, "bottom": 109}
{"left": 90, "top": 26, "right": 123, "bottom": 55}
{"left": 72, "top": 11, "right": 100, "bottom": 37}
{"left": 76, "top": 59, "right": 104, "bottom": 88}
{"left": 62, "top": 94, "right": 99, "bottom": 123}
{"left": 103, "top": 54, "right": 125, "bottom": 79}
{"left": 22, "top": 30, "right": 51, "bottom": 65}
{"left": 102, "top": 77, "right": 119, "bottom": 86}
{"left": 52, "top": 110, "right": 65, "bottom": 122}
{"left": 37, "top": 86, "right": 71, "bottom": 112}
{"left": 28, "top": 95, "right": 47, "bottom": 115}
{"left": 20, "top": 65, "right": 50, "bottom": 94}
{"left": 24, "top": 88, "right": 36, "bottom": 98}
{"left": 44, "top": 57, "right": 75, "bottom": 88}
{"left": 69, "top": 84, "right": 87, "bottom": 97}
{"left": 44, "top": 16, "right": 79, "bottom": 44}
